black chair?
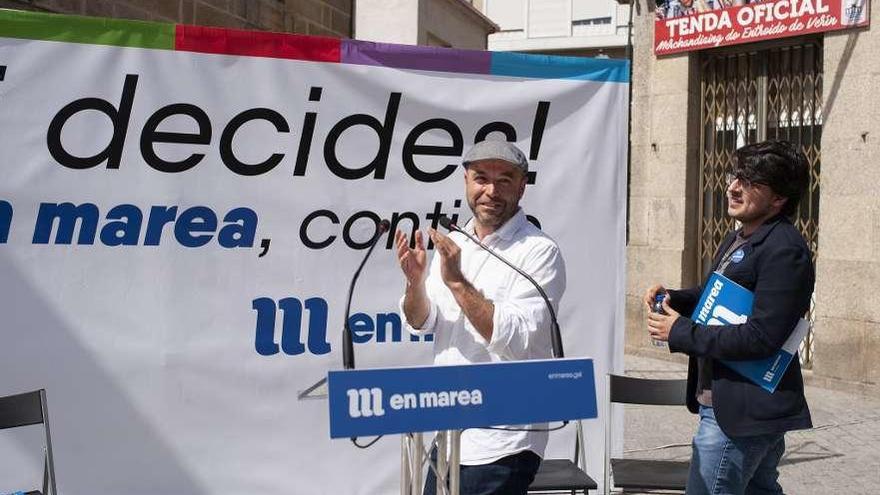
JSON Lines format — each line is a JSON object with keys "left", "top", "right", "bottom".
{"left": 604, "top": 374, "right": 690, "bottom": 493}
{"left": 529, "top": 420, "right": 598, "bottom": 494}
{"left": 0, "top": 389, "right": 57, "bottom": 495}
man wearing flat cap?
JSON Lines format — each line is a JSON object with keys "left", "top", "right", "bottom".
{"left": 395, "top": 140, "right": 567, "bottom": 495}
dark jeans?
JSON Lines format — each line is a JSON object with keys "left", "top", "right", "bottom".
{"left": 424, "top": 447, "right": 542, "bottom": 495}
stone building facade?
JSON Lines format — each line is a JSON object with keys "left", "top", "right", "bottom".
{"left": 627, "top": 0, "right": 880, "bottom": 395}
{"left": 0, "top": 0, "right": 354, "bottom": 38}
{"left": 0, "top": 0, "right": 497, "bottom": 50}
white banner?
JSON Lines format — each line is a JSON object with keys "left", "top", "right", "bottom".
{"left": 0, "top": 12, "right": 628, "bottom": 495}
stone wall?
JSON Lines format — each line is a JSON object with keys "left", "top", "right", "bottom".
{"left": 625, "top": 0, "right": 697, "bottom": 365}
{"left": 0, "top": 0, "right": 353, "bottom": 37}
{"left": 812, "top": 5, "right": 880, "bottom": 393}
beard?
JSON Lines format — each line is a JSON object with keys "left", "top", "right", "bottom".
{"left": 468, "top": 198, "right": 517, "bottom": 231}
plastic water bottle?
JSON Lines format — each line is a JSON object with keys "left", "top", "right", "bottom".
{"left": 651, "top": 291, "right": 668, "bottom": 347}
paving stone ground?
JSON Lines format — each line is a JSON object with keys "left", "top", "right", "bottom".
{"left": 622, "top": 354, "right": 880, "bottom": 494}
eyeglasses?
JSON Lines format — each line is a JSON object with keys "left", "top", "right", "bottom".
{"left": 725, "top": 172, "right": 767, "bottom": 190}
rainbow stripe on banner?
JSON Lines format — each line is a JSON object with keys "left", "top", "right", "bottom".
{"left": 0, "top": 8, "right": 629, "bottom": 83}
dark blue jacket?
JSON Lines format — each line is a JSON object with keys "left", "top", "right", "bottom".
{"left": 668, "top": 215, "right": 813, "bottom": 437}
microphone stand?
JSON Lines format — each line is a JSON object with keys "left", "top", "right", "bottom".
{"left": 341, "top": 219, "right": 390, "bottom": 449}
{"left": 342, "top": 219, "right": 391, "bottom": 370}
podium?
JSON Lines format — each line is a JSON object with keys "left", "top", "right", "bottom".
{"left": 302, "top": 357, "right": 598, "bottom": 495}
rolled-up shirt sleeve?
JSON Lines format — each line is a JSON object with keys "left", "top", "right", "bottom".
{"left": 399, "top": 294, "right": 438, "bottom": 335}
{"left": 486, "top": 242, "right": 566, "bottom": 360}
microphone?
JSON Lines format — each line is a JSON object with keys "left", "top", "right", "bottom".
{"left": 342, "top": 219, "right": 391, "bottom": 370}
{"left": 437, "top": 216, "right": 565, "bottom": 359}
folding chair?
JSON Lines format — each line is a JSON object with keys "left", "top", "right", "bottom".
{"left": 604, "top": 375, "right": 690, "bottom": 493}
{"left": 0, "top": 389, "right": 57, "bottom": 495}
{"left": 528, "top": 420, "right": 598, "bottom": 494}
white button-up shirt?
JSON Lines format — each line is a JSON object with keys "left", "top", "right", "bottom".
{"left": 401, "top": 209, "right": 566, "bottom": 464}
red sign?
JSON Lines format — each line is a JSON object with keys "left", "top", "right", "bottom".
{"left": 654, "top": 0, "right": 871, "bottom": 56}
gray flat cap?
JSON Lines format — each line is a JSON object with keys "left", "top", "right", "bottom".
{"left": 462, "top": 140, "right": 529, "bottom": 174}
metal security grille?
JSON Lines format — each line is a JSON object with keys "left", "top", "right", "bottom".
{"left": 698, "top": 40, "right": 822, "bottom": 367}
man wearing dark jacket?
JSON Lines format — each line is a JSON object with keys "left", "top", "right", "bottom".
{"left": 645, "top": 140, "right": 814, "bottom": 495}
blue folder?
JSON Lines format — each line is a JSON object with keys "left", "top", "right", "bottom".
{"left": 690, "top": 272, "right": 809, "bottom": 393}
